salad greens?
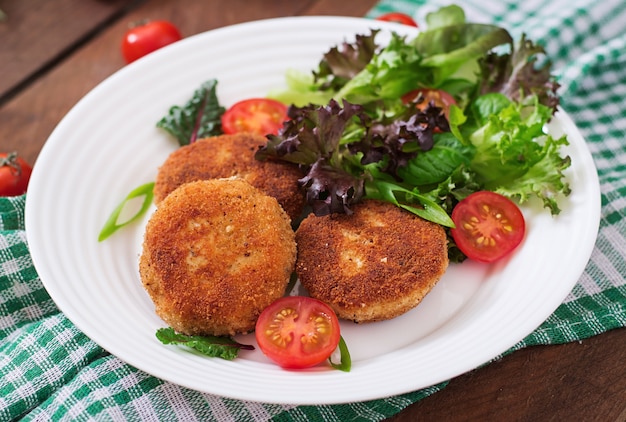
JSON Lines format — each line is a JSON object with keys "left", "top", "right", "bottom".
{"left": 157, "top": 79, "right": 224, "bottom": 146}
{"left": 155, "top": 327, "right": 254, "bottom": 360}
{"left": 260, "top": 4, "right": 570, "bottom": 226}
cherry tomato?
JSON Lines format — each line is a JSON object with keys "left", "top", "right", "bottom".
{"left": 121, "top": 20, "right": 182, "bottom": 64}
{"left": 402, "top": 88, "right": 457, "bottom": 119}
{"left": 221, "top": 98, "right": 289, "bottom": 136}
{"left": 376, "top": 12, "right": 418, "bottom": 27}
{"left": 0, "top": 152, "right": 32, "bottom": 197}
{"left": 450, "top": 191, "right": 526, "bottom": 263}
{"left": 255, "top": 296, "right": 341, "bottom": 369}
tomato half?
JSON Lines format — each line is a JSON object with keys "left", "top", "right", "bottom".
{"left": 121, "top": 20, "right": 182, "bottom": 64}
{"left": 255, "top": 296, "right": 341, "bottom": 369}
{"left": 0, "top": 152, "right": 32, "bottom": 197}
{"left": 402, "top": 88, "right": 457, "bottom": 119}
{"left": 450, "top": 191, "right": 526, "bottom": 263}
{"left": 376, "top": 12, "right": 418, "bottom": 27}
{"left": 221, "top": 98, "right": 288, "bottom": 137}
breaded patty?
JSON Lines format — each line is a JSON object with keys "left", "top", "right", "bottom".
{"left": 295, "top": 200, "right": 448, "bottom": 323}
{"left": 139, "top": 178, "right": 296, "bottom": 336}
{"left": 153, "top": 133, "right": 305, "bottom": 221}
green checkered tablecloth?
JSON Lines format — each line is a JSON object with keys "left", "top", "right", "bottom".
{"left": 2, "top": 0, "right": 626, "bottom": 420}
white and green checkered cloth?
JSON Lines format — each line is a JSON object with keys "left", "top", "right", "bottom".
{"left": 2, "top": 0, "right": 626, "bottom": 420}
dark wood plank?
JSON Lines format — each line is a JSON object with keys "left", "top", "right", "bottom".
{"left": 0, "top": 0, "right": 136, "bottom": 102}
{"left": 387, "top": 327, "right": 626, "bottom": 421}
{"left": 0, "top": 0, "right": 316, "bottom": 165}
{"left": 300, "top": 0, "right": 376, "bottom": 16}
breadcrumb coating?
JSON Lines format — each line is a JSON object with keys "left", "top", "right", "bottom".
{"left": 153, "top": 133, "right": 306, "bottom": 221}
{"left": 295, "top": 200, "right": 448, "bottom": 323}
{"left": 140, "top": 178, "right": 296, "bottom": 336}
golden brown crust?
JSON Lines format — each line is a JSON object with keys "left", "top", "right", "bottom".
{"left": 153, "top": 133, "right": 305, "bottom": 221}
{"left": 295, "top": 200, "right": 448, "bottom": 323}
{"left": 140, "top": 178, "right": 296, "bottom": 336}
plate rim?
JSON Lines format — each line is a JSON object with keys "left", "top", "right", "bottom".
{"left": 25, "top": 15, "right": 601, "bottom": 405}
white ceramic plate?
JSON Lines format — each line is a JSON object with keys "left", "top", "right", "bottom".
{"left": 26, "top": 16, "right": 601, "bottom": 405}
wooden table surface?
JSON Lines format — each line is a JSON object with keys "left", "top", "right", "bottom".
{"left": 2, "top": 1, "right": 625, "bottom": 420}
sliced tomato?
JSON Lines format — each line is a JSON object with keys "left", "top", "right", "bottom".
{"left": 255, "top": 296, "right": 341, "bottom": 369}
{"left": 401, "top": 88, "right": 457, "bottom": 119}
{"left": 450, "top": 191, "right": 526, "bottom": 263}
{"left": 376, "top": 12, "right": 418, "bottom": 27}
{"left": 221, "top": 98, "right": 288, "bottom": 136}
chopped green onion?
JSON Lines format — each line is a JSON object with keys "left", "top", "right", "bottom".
{"left": 98, "top": 182, "right": 155, "bottom": 241}
{"left": 329, "top": 336, "right": 352, "bottom": 372}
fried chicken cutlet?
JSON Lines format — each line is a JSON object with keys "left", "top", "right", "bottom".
{"left": 139, "top": 178, "right": 296, "bottom": 336}
{"left": 295, "top": 200, "right": 448, "bottom": 323}
{"left": 153, "top": 133, "right": 306, "bottom": 221}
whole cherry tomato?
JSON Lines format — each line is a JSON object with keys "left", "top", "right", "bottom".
{"left": 376, "top": 12, "right": 418, "bottom": 27}
{"left": 0, "top": 152, "right": 32, "bottom": 197}
{"left": 121, "top": 20, "right": 182, "bottom": 64}
{"left": 401, "top": 88, "right": 457, "bottom": 120}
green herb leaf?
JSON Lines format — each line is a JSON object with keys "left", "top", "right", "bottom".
{"left": 397, "top": 132, "right": 474, "bottom": 186}
{"left": 155, "top": 327, "right": 254, "bottom": 361}
{"left": 156, "top": 79, "right": 225, "bottom": 146}
{"left": 365, "top": 179, "right": 455, "bottom": 227}
{"left": 98, "top": 182, "right": 154, "bottom": 241}
{"left": 329, "top": 336, "right": 351, "bottom": 372}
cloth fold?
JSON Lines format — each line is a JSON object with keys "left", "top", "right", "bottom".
{"left": 2, "top": 0, "right": 625, "bottom": 420}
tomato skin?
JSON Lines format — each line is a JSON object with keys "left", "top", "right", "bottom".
{"left": 0, "top": 152, "right": 32, "bottom": 197}
{"left": 121, "top": 20, "right": 182, "bottom": 64}
{"left": 450, "top": 191, "right": 526, "bottom": 263}
{"left": 221, "top": 98, "right": 289, "bottom": 137}
{"left": 402, "top": 88, "right": 457, "bottom": 119}
{"left": 376, "top": 12, "right": 418, "bottom": 27}
{"left": 255, "top": 296, "right": 341, "bottom": 369}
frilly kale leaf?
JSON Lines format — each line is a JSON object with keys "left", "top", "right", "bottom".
{"left": 350, "top": 101, "right": 451, "bottom": 176}
{"left": 477, "top": 34, "right": 560, "bottom": 112}
{"left": 256, "top": 99, "right": 454, "bottom": 220}
{"left": 157, "top": 79, "right": 225, "bottom": 146}
{"left": 256, "top": 99, "right": 369, "bottom": 215}
{"left": 314, "top": 30, "right": 380, "bottom": 92}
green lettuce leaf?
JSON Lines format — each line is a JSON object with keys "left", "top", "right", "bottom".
{"left": 465, "top": 93, "right": 571, "bottom": 213}
{"left": 155, "top": 327, "right": 254, "bottom": 361}
{"left": 397, "top": 131, "right": 474, "bottom": 186}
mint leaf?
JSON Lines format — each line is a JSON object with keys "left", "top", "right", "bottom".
{"left": 156, "top": 327, "right": 254, "bottom": 361}
{"left": 157, "top": 79, "right": 225, "bottom": 146}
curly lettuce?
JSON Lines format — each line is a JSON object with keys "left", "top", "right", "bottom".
{"left": 454, "top": 93, "right": 571, "bottom": 213}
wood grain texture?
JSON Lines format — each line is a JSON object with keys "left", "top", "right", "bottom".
{"left": 0, "top": 0, "right": 135, "bottom": 102}
{"left": 2, "top": 0, "right": 624, "bottom": 420}
{"left": 387, "top": 327, "right": 626, "bottom": 421}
